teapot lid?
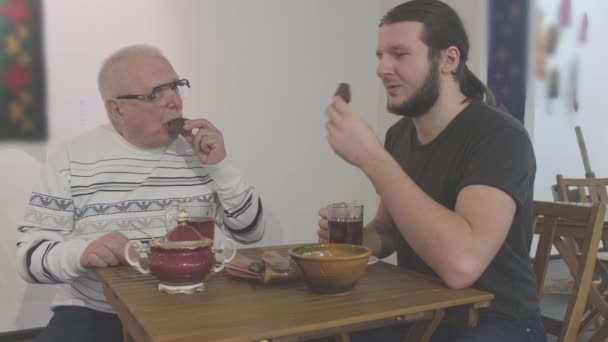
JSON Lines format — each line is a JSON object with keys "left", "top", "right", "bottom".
{"left": 175, "top": 209, "right": 189, "bottom": 224}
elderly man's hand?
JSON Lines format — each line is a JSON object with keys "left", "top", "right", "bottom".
{"left": 80, "top": 231, "right": 129, "bottom": 268}
{"left": 317, "top": 207, "right": 329, "bottom": 244}
{"left": 183, "top": 119, "right": 227, "bottom": 165}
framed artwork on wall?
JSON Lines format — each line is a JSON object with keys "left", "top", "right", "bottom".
{"left": 0, "top": 0, "right": 46, "bottom": 140}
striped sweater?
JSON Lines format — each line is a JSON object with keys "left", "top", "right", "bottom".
{"left": 16, "top": 124, "right": 264, "bottom": 313}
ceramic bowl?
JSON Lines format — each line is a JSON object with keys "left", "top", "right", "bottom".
{"left": 288, "top": 244, "right": 371, "bottom": 294}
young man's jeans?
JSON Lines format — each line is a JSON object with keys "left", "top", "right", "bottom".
{"left": 430, "top": 316, "right": 547, "bottom": 342}
{"left": 314, "top": 315, "right": 546, "bottom": 342}
{"left": 35, "top": 306, "right": 122, "bottom": 342}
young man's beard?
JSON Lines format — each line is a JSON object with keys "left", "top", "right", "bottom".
{"left": 387, "top": 60, "right": 440, "bottom": 118}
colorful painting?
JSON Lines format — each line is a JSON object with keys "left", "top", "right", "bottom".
{"left": 0, "top": 0, "right": 46, "bottom": 140}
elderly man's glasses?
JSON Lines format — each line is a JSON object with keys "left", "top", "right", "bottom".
{"left": 116, "top": 79, "right": 190, "bottom": 105}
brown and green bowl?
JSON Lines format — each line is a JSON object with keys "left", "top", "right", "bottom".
{"left": 288, "top": 244, "right": 371, "bottom": 294}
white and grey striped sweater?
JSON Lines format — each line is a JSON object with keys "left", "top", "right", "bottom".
{"left": 16, "top": 124, "right": 264, "bottom": 313}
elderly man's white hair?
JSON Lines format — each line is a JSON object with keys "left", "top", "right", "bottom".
{"left": 98, "top": 44, "right": 164, "bottom": 101}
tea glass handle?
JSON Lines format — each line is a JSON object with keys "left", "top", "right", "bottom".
{"left": 164, "top": 205, "right": 179, "bottom": 233}
{"left": 213, "top": 205, "right": 224, "bottom": 233}
{"left": 124, "top": 241, "right": 150, "bottom": 275}
{"left": 213, "top": 238, "right": 237, "bottom": 273}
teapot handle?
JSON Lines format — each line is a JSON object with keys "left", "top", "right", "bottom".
{"left": 213, "top": 238, "right": 237, "bottom": 273}
{"left": 124, "top": 241, "right": 150, "bottom": 274}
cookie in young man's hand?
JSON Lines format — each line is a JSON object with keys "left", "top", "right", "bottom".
{"left": 334, "top": 83, "right": 351, "bottom": 103}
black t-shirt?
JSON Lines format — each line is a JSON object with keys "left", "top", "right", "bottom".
{"left": 384, "top": 100, "right": 539, "bottom": 320}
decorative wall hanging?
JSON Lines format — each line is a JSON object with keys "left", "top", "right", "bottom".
{"left": 0, "top": 0, "right": 46, "bottom": 140}
{"left": 488, "top": 0, "right": 529, "bottom": 123}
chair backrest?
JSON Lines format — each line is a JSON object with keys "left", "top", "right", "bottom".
{"left": 556, "top": 174, "right": 608, "bottom": 250}
{"left": 532, "top": 200, "right": 606, "bottom": 341}
{"left": 556, "top": 174, "right": 608, "bottom": 204}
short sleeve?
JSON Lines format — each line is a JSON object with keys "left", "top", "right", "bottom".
{"left": 458, "top": 128, "right": 536, "bottom": 209}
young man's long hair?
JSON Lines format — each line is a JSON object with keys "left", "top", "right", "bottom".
{"left": 381, "top": 0, "right": 495, "bottom": 105}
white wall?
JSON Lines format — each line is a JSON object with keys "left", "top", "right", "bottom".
{"left": 532, "top": 0, "right": 607, "bottom": 201}
{"left": 0, "top": 150, "right": 57, "bottom": 333}
{"left": 1, "top": 0, "right": 383, "bottom": 332}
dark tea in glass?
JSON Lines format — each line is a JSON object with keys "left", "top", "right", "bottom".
{"left": 327, "top": 202, "right": 364, "bottom": 245}
{"left": 328, "top": 219, "right": 363, "bottom": 245}
{"left": 166, "top": 203, "right": 217, "bottom": 241}
{"left": 164, "top": 203, "right": 238, "bottom": 267}
{"left": 189, "top": 217, "right": 215, "bottom": 240}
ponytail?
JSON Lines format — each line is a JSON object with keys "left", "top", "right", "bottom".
{"left": 461, "top": 65, "right": 496, "bottom": 106}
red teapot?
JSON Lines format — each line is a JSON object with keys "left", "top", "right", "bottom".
{"left": 125, "top": 209, "right": 236, "bottom": 294}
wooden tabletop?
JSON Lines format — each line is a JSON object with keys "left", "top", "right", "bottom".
{"left": 97, "top": 245, "right": 493, "bottom": 342}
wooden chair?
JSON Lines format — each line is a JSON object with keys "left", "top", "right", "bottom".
{"left": 556, "top": 173, "right": 608, "bottom": 220}
{"left": 532, "top": 200, "right": 606, "bottom": 341}
{"left": 556, "top": 174, "right": 608, "bottom": 248}
{"left": 556, "top": 175, "right": 608, "bottom": 205}
{"left": 555, "top": 176, "right": 608, "bottom": 339}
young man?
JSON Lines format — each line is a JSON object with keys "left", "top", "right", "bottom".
{"left": 17, "top": 45, "right": 265, "bottom": 342}
{"left": 318, "top": 1, "right": 545, "bottom": 340}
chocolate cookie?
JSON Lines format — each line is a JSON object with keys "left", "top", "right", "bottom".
{"left": 334, "top": 83, "right": 351, "bottom": 103}
{"left": 167, "top": 117, "right": 192, "bottom": 136}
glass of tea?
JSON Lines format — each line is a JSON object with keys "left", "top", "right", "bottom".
{"left": 165, "top": 202, "right": 217, "bottom": 240}
{"left": 327, "top": 202, "right": 364, "bottom": 245}
{"left": 165, "top": 202, "right": 236, "bottom": 263}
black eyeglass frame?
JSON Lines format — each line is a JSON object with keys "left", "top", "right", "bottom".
{"left": 115, "top": 79, "right": 190, "bottom": 102}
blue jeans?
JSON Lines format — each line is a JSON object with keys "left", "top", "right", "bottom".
{"left": 34, "top": 306, "right": 122, "bottom": 342}
{"left": 431, "top": 316, "right": 547, "bottom": 342}
{"left": 347, "top": 315, "right": 546, "bottom": 342}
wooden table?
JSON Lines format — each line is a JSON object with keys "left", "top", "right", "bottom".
{"left": 97, "top": 246, "right": 493, "bottom": 342}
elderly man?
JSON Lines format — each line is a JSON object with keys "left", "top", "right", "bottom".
{"left": 16, "top": 45, "right": 264, "bottom": 342}
{"left": 318, "top": 1, "right": 544, "bottom": 341}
